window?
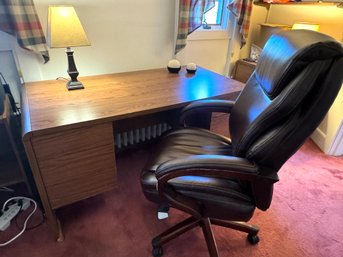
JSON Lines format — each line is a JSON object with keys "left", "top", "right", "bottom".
{"left": 203, "top": 0, "right": 224, "bottom": 25}
{"left": 201, "top": 0, "right": 229, "bottom": 31}
{"left": 186, "top": 0, "right": 229, "bottom": 41}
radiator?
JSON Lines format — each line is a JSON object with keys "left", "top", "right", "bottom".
{"left": 115, "top": 123, "right": 171, "bottom": 149}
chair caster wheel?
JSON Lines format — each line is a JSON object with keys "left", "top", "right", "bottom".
{"left": 157, "top": 205, "right": 170, "bottom": 220}
{"left": 247, "top": 234, "right": 260, "bottom": 245}
{"left": 152, "top": 247, "right": 163, "bottom": 257}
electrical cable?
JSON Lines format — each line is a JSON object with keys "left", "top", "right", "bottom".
{"left": 0, "top": 72, "right": 8, "bottom": 84}
{"left": 14, "top": 208, "right": 45, "bottom": 231}
{"left": 0, "top": 187, "right": 15, "bottom": 193}
{"left": 0, "top": 197, "right": 38, "bottom": 247}
{"left": 56, "top": 77, "right": 69, "bottom": 81}
{"left": 5, "top": 92, "right": 20, "bottom": 116}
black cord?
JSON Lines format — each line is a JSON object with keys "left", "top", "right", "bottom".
{"left": 6, "top": 92, "right": 21, "bottom": 116}
{"left": 0, "top": 72, "right": 8, "bottom": 84}
{"left": 0, "top": 187, "right": 15, "bottom": 192}
{"left": 14, "top": 206, "right": 45, "bottom": 231}
{"left": 56, "top": 77, "right": 69, "bottom": 81}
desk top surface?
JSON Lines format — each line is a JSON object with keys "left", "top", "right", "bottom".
{"left": 22, "top": 67, "right": 244, "bottom": 136}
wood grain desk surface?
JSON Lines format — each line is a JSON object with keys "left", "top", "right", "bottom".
{"left": 22, "top": 67, "right": 244, "bottom": 136}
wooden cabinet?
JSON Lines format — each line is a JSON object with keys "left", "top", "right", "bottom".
{"left": 31, "top": 122, "right": 116, "bottom": 209}
{"left": 0, "top": 96, "right": 32, "bottom": 193}
{"left": 232, "top": 59, "right": 257, "bottom": 83}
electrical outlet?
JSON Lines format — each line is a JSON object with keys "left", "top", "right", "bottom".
{"left": 21, "top": 199, "right": 31, "bottom": 210}
{"left": 0, "top": 204, "right": 21, "bottom": 231}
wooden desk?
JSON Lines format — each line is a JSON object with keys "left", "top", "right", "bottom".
{"left": 22, "top": 67, "right": 244, "bottom": 241}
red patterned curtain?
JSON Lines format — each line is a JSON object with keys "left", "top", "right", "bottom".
{"left": 0, "top": 0, "right": 49, "bottom": 62}
{"left": 175, "top": 0, "right": 215, "bottom": 54}
{"left": 227, "top": 0, "right": 253, "bottom": 47}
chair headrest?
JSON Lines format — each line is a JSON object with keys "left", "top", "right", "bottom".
{"left": 255, "top": 30, "right": 343, "bottom": 99}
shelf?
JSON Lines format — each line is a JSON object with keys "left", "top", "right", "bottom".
{"left": 254, "top": 1, "right": 342, "bottom": 8}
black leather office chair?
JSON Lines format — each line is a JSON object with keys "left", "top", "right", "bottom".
{"left": 140, "top": 30, "right": 343, "bottom": 257}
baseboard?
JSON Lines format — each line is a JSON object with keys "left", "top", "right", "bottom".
{"left": 311, "top": 128, "right": 327, "bottom": 153}
{"left": 328, "top": 120, "right": 343, "bottom": 156}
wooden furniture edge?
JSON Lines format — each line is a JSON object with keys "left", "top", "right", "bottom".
{"left": 0, "top": 95, "right": 10, "bottom": 122}
{"left": 23, "top": 90, "right": 242, "bottom": 138}
{"left": 22, "top": 132, "right": 63, "bottom": 241}
{"left": 21, "top": 84, "right": 32, "bottom": 138}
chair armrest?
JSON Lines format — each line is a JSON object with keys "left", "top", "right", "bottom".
{"left": 180, "top": 100, "right": 235, "bottom": 128}
{"left": 155, "top": 155, "right": 279, "bottom": 214}
{"left": 155, "top": 155, "right": 260, "bottom": 182}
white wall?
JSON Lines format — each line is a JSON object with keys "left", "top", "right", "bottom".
{"left": 176, "top": 29, "right": 230, "bottom": 75}
{"left": 9, "top": 0, "right": 176, "bottom": 82}
{"left": 1, "top": 0, "right": 235, "bottom": 82}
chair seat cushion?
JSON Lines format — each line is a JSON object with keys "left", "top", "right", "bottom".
{"left": 141, "top": 128, "right": 256, "bottom": 221}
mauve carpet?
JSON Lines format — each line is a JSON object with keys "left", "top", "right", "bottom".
{"left": 1, "top": 115, "right": 343, "bottom": 257}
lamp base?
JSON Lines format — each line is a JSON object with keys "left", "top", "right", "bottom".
{"left": 67, "top": 80, "right": 84, "bottom": 90}
{"left": 65, "top": 47, "right": 84, "bottom": 91}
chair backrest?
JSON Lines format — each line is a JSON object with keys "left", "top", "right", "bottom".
{"left": 229, "top": 30, "right": 343, "bottom": 173}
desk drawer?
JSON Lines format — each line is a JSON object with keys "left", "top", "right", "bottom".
{"left": 32, "top": 122, "right": 116, "bottom": 209}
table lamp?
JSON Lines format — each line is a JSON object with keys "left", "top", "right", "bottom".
{"left": 292, "top": 22, "right": 320, "bottom": 32}
{"left": 47, "top": 6, "right": 90, "bottom": 90}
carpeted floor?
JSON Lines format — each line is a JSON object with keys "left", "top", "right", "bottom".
{"left": 1, "top": 114, "right": 343, "bottom": 257}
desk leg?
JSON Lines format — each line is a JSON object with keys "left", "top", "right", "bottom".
{"left": 56, "top": 219, "right": 64, "bottom": 242}
{"left": 44, "top": 204, "right": 64, "bottom": 242}
{"left": 23, "top": 134, "right": 64, "bottom": 241}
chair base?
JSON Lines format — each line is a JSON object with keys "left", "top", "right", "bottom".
{"left": 151, "top": 216, "right": 259, "bottom": 257}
